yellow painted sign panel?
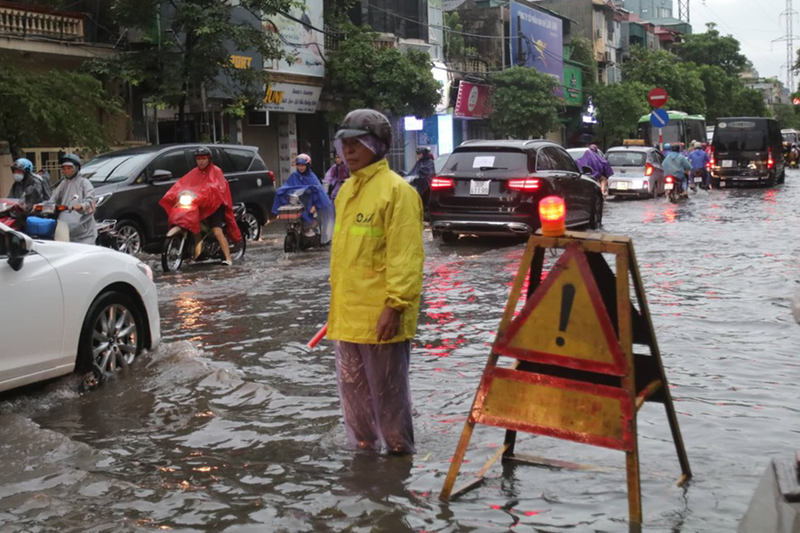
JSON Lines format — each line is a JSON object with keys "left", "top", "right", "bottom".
{"left": 496, "top": 245, "right": 627, "bottom": 376}
{"left": 476, "top": 368, "right": 634, "bottom": 451}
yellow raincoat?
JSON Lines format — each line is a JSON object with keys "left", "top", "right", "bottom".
{"left": 328, "top": 158, "right": 424, "bottom": 344}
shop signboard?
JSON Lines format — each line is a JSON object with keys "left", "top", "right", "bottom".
{"left": 262, "top": 83, "right": 322, "bottom": 114}
{"left": 263, "top": 0, "right": 325, "bottom": 78}
{"left": 454, "top": 81, "right": 492, "bottom": 119}
{"left": 563, "top": 63, "right": 583, "bottom": 107}
{"left": 510, "top": 2, "right": 564, "bottom": 97}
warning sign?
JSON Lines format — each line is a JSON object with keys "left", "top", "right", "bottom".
{"left": 496, "top": 245, "right": 627, "bottom": 376}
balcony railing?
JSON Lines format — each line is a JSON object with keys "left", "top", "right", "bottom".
{"left": 0, "top": 1, "right": 85, "bottom": 42}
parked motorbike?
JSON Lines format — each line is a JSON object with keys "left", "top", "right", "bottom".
{"left": 276, "top": 188, "right": 322, "bottom": 253}
{"left": 664, "top": 175, "right": 687, "bottom": 203}
{"left": 161, "top": 191, "right": 247, "bottom": 272}
{"left": 28, "top": 202, "right": 118, "bottom": 248}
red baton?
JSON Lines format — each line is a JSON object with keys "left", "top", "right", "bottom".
{"left": 306, "top": 323, "right": 328, "bottom": 350}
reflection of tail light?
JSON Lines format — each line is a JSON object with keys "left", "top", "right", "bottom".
{"left": 508, "top": 178, "right": 541, "bottom": 191}
{"left": 431, "top": 177, "right": 455, "bottom": 190}
{"left": 767, "top": 148, "right": 775, "bottom": 169}
{"left": 665, "top": 175, "right": 675, "bottom": 184}
{"left": 267, "top": 170, "right": 275, "bottom": 184}
{"left": 645, "top": 163, "right": 654, "bottom": 176}
{"left": 709, "top": 146, "right": 716, "bottom": 167}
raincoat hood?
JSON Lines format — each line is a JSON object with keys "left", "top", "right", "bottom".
{"left": 576, "top": 149, "right": 613, "bottom": 179}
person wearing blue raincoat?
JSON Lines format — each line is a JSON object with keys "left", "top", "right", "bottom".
{"left": 271, "top": 154, "right": 334, "bottom": 243}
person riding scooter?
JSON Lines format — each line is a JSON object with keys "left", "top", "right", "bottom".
{"left": 272, "top": 154, "right": 334, "bottom": 245}
{"left": 688, "top": 141, "right": 710, "bottom": 190}
{"left": 7, "top": 158, "right": 48, "bottom": 230}
{"left": 663, "top": 143, "right": 692, "bottom": 197}
{"left": 407, "top": 146, "right": 435, "bottom": 206}
{"left": 48, "top": 154, "right": 97, "bottom": 244}
{"left": 158, "top": 147, "right": 242, "bottom": 265}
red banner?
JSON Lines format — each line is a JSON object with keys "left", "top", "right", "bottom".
{"left": 454, "top": 81, "right": 492, "bottom": 119}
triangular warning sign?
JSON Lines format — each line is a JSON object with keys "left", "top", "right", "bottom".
{"left": 496, "top": 245, "right": 627, "bottom": 376}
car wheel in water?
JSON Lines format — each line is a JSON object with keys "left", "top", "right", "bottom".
{"left": 589, "top": 195, "right": 603, "bottom": 229}
{"left": 162, "top": 233, "right": 186, "bottom": 272}
{"left": 241, "top": 209, "right": 261, "bottom": 241}
{"left": 77, "top": 291, "right": 144, "bottom": 376}
{"left": 115, "top": 220, "right": 144, "bottom": 255}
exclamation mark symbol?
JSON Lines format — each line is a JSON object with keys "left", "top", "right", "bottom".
{"left": 556, "top": 284, "right": 576, "bottom": 347}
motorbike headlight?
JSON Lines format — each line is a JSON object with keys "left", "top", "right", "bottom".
{"left": 137, "top": 261, "right": 154, "bottom": 282}
{"left": 179, "top": 195, "right": 194, "bottom": 207}
{"left": 95, "top": 193, "right": 113, "bottom": 207}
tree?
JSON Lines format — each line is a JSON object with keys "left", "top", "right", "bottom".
{"left": 92, "top": 0, "right": 294, "bottom": 139}
{"left": 772, "top": 103, "right": 800, "bottom": 130}
{"left": 677, "top": 23, "right": 748, "bottom": 76}
{"left": 325, "top": 23, "right": 441, "bottom": 124}
{"left": 593, "top": 81, "right": 650, "bottom": 147}
{"left": 443, "top": 12, "right": 466, "bottom": 63}
{"left": 732, "top": 86, "right": 768, "bottom": 117}
{"left": 622, "top": 47, "right": 706, "bottom": 115}
{"left": 488, "top": 67, "right": 560, "bottom": 139}
{"left": 0, "top": 61, "right": 122, "bottom": 156}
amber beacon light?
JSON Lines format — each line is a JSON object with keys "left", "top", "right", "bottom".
{"left": 539, "top": 196, "right": 566, "bottom": 237}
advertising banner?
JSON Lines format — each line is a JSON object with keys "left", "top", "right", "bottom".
{"left": 563, "top": 63, "right": 583, "bottom": 107}
{"left": 263, "top": 0, "right": 324, "bottom": 78}
{"left": 262, "top": 83, "right": 322, "bottom": 114}
{"left": 454, "top": 81, "right": 492, "bottom": 119}
{"left": 510, "top": 2, "right": 563, "bottom": 97}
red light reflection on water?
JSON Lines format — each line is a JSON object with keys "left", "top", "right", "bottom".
{"left": 663, "top": 207, "right": 677, "bottom": 223}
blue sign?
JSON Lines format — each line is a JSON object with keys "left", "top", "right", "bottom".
{"left": 510, "top": 2, "right": 564, "bottom": 97}
{"left": 650, "top": 108, "right": 670, "bottom": 128}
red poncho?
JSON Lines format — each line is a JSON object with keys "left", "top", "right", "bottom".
{"left": 158, "top": 164, "right": 242, "bottom": 242}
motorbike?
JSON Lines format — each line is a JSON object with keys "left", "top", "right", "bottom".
{"left": 791, "top": 149, "right": 799, "bottom": 169}
{"left": 664, "top": 175, "right": 688, "bottom": 203}
{"left": 276, "top": 188, "right": 322, "bottom": 253}
{"left": 0, "top": 199, "right": 24, "bottom": 231}
{"left": 692, "top": 169, "right": 708, "bottom": 191}
{"left": 28, "top": 202, "right": 118, "bottom": 248}
{"left": 161, "top": 190, "right": 247, "bottom": 272}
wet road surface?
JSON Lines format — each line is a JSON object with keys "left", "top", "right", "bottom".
{"left": 1, "top": 174, "right": 799, "bottom": 532}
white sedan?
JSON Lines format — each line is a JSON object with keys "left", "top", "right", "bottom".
{"left": 0, "top": 222, "right": 160, "bottom": 393}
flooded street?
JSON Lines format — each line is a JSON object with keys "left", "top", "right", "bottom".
{"left": 1, "top": 175, "right": 799, "bottom": 532}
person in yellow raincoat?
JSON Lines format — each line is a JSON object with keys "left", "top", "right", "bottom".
{"left": 328, "top": 109, "right": 424, "bottom": 454}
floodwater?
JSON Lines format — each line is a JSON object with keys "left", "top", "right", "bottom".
{"left": 1, "top": 175, "right": 799, "bottom": 532}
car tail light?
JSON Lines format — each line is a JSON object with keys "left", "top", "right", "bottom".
{"left": 268, "top": 170, "right": 275, "bottom": 183}
{"left": 431, "top": 177, "right": 455, "bottom": 190}
{"left": 767, "top": 148, "right": 775, "bottom": 169}
{"left": 507, "top": 178, "right": 541, "bottom": 191}
{"left": 709, "top": 147, "right": 715, "bottom": 167}
{"left": 645, "top": 163, "right": 654, "bottom": 176}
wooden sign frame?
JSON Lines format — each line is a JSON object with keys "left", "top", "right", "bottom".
{"left": 439, "top": 231, "right": 692, "bottom": 526}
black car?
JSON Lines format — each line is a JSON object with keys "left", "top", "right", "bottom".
{"left": 711, "top": 117, "right": 786, "bottom": 188}
{"left": 429, "top": 140, "right": 603, "bottom": 243}
{"left": 85, "top": 144, "right": 275, "bottom": 253}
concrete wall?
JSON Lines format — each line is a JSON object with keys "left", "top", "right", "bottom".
{"left": 0, "top": 142, "right": 13, "bottom": 197}
{"left": 242, "top": 123, "right": 280, "bottom": 176}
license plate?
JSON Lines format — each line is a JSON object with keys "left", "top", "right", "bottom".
{"left": 615, "top": 182, "right": 629, "bottom": 190}
{"left": 665, "top": 183, "right": 674, "bottom": 190}
{"left": 470, "top": 180, "right": 491, "bottom": 195}
{"left": 722, "top": 160, "right": 735, "bottom": 168}
{"left": 694, "top": 177, "right": 702, "bottom": 183}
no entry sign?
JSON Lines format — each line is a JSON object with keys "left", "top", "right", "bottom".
{"left": 648, "top": 87, "right": 668, "bottom": 108}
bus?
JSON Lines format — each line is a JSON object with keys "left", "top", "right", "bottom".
{"left": 637, "top": 111, "right": 707, "bottom": 148}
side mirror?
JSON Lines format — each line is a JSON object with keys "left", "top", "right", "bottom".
{"left": 5, "top": 230, "right": 31, "bottom": 272}
{"left": 151, "top": 169, "right": 173, "bottom": 182}
{"left": 581, "top": 165, "right": 594, "bottom": 175}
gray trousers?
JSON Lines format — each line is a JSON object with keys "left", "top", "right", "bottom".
{"left": 334, "top": 340, "right": 415, "bottom": 454}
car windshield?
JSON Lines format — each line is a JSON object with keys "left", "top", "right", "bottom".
{"left": 82, "top": 153, "right": 152, "bottom": 184}
{"left": 715, "top": 129, "right": 767, "bottom": 152}
{"left": 782, "top": 132, "right": 797, "bottom": 144}
{"left": 607, "top": 152, "right": 646, "bottom": 167}
{"left": 444, "top": 150, "right": 527, "bottom": 172}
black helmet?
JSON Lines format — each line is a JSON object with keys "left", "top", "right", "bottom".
{"left": 194, "top": 147, "right": 212, "bottom": 158}
{"left": 671, "top": 143, "right": 681, "bottom": 152}
{"left": 59, "top": 153, "right": 82, "bottom": 171}
{"left": 334, "top": 109, "right": 392, "bottom": 145}
{"left": 416, "top": 146, "right": 431, "bottom": 154}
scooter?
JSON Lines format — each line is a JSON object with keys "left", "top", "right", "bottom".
{"left": 28, "top": 202, "right": 118, "bottom": 248}
{"left": 276, "top": 188, "right": 322, "bottom": 253}
{"left": 0, "top": 199, "right": 24, "bottom": 231}
{"left": 161, "top": 190, "right": 247, "bottom": 272}
{"left": 692, "top": 169, "right": 708, "bottom": 191}
{"left": 664, "top": 175, "right": 688, "bottom": 203}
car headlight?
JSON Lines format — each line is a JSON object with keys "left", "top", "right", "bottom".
{"left": 137, "top": 261, "right": 154, "bottom": 281}
{"left": 95, "top": 193, "right": 113, "bottom": 207}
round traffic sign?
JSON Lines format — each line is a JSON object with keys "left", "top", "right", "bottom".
{"left": 648, "top": 87, "right": 668, "bottom": 108}
{"left": 650, "top": 108, "right": 670, "bottom": 128}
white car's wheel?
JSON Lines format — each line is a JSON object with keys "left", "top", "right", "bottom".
{"left": 77, "top": 291, "right": 144, "bottom": 376}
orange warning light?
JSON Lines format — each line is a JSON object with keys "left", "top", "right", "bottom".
{"left": 539, "top": 196, "right": 566, "bottom": 237}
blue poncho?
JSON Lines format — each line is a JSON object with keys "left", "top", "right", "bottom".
{"left": 272, "top": 168, "right": 334, "bottom": 244}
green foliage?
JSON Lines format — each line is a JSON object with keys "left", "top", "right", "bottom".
{"left": 593, "top": 81, "right": 650, "bottom": 147}
{"left": 325, "top": 23, "right": 441, "bottom": 124}
{"left": 0, "top": 61, "right": 123, "bottom": 156}
{"left": 622, "top": 47, "right": 706, "bottom": 115}
{"left": 677, "top": 23, "right": 748, "bottom": 76}
{"left": 732, "top": 86, "right": 768, "bottom": 117}
{"left": 568, "top": 37, "right": 597, "bottom": 86}
{"left": 771, "top": 103, "right": 800, "bottom": 130}
{"left": 444, "top": 12, "right": 466, "bottom": 62}
{"left": 488, "top": 67, "right": 560, "bottom": 139}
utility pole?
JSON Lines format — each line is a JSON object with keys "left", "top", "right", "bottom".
{"left": 677, "top": 0, "right": 690, "bottom": 23}
{"left": 776, "top": 0, "right": 797, "bottom": 92}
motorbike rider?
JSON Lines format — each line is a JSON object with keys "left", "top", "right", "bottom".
{"left": 159, "top": 147, "right": 241, "bottom": 265}
{"left": 322, "top": 152, "right": 350, "bottom": 201}
{"left": 663, "top": 143, "right": 692, "bottom": 197}
{"left": 272, "top": 153, "right": 334, "bottom": 243}
{"left": 7, "top": 158, "right": 48, "bottom": 228}
{"left": 49, "top": 154, "right": 97, "bottom": 244}
{"left": 407, "top": 146, "right": 435, "bottom": 207}
{"left": 688, "top": 141, "right": 710, "bottom": 190}
{"left": 792, "top": 143, "right": 800, "bottom": 167}
{"left": 576, "top": 144, "right": 613, "bottom": 196}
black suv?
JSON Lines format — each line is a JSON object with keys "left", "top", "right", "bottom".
{"left": 85, "top": 144, "right": 275, "bottom": 253}
{"left": 711, "top": 117, "right": 786, "bottom": 188}
{"left": 429, "top": 140, "right": 603, "bottom": 243}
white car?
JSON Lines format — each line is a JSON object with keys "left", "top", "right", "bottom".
{"left": 0, "top": 222, "right": 160, "bottom": 393}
